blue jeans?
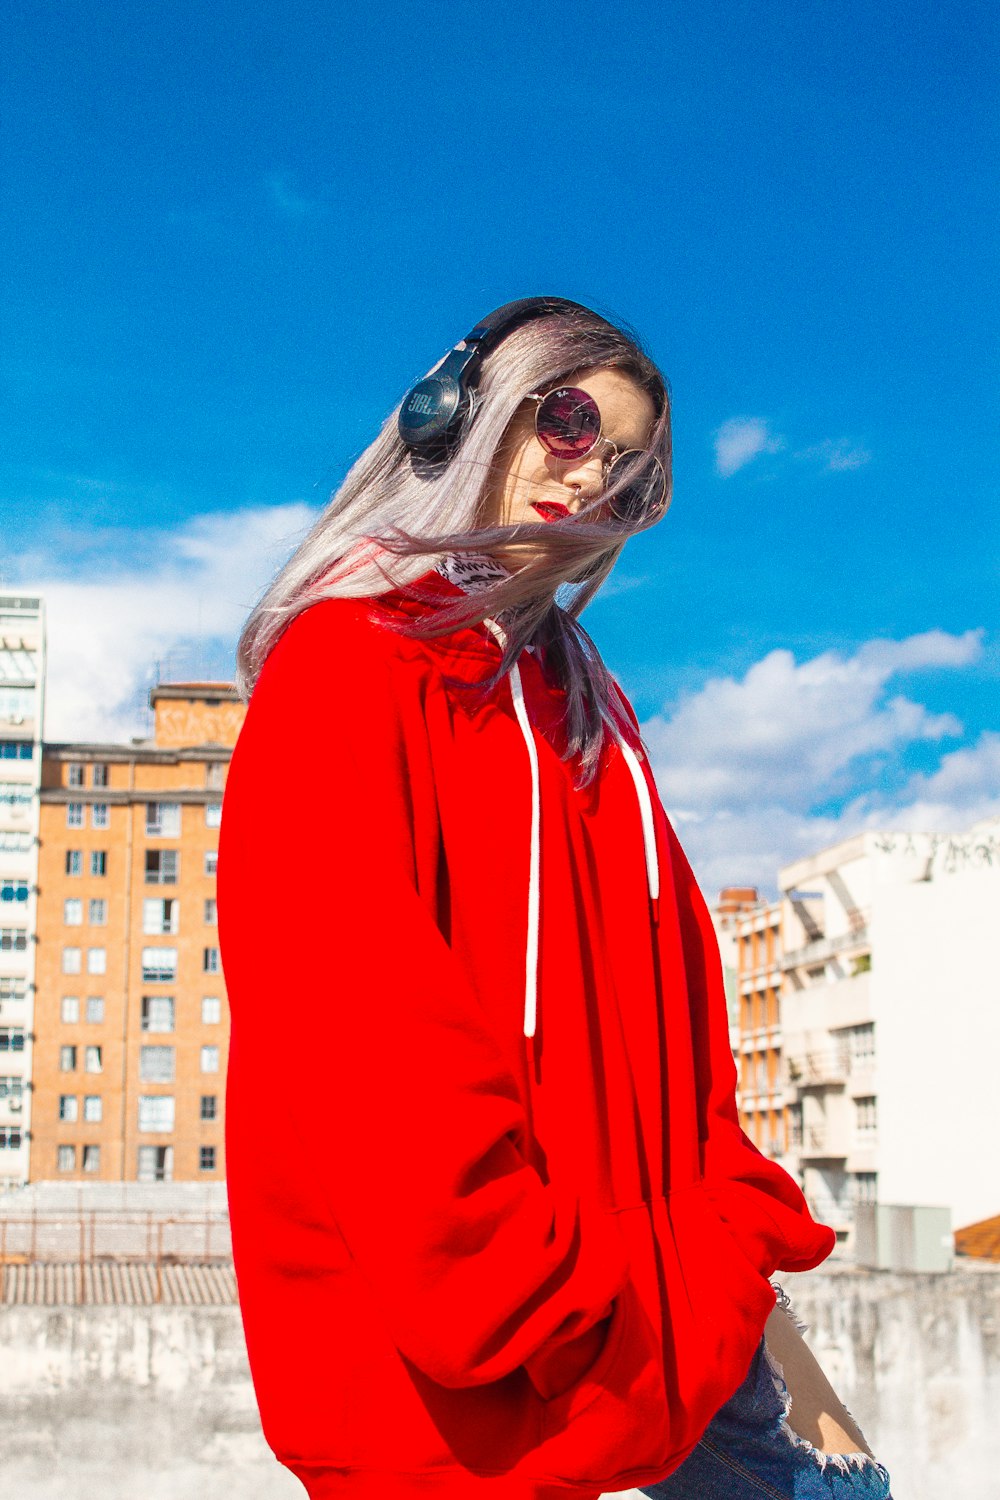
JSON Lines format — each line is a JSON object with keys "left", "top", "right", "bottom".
{"left": 641, "top": 1286, "right": 893, "bottom": 1499}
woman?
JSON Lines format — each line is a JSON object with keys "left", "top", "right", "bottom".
{"left": 218, "top": 298, "right": 893, "bottom": 1499}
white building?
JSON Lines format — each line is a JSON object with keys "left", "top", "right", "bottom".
{"left": 779, "top": 819, "right": 1000, "bottom": 1245}
{"left": 0, "top": 595, "right": 46, "bottom": 1187}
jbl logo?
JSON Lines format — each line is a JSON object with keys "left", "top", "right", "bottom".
{"left": 407, "top": 393, "right": 435, "bottom": 415}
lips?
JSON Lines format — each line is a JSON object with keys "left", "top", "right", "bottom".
{"left": 531, "top": 501, "right": 571, "bottom": 523}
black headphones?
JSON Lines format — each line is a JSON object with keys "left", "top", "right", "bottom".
{"left": 397, "top": 296, "right": 619, "bottom": 455}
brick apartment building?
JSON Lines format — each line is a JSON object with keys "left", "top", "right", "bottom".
{"left": 32, "top": 683, "right": 244, "bottom": 1182}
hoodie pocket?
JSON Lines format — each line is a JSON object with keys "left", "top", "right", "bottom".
{"left": 535, "top": 1205, "right": 670, "bottom": 1482}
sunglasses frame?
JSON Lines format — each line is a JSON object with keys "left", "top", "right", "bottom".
{"left": 526, "top": 386, "right": 667, "bottom": 523}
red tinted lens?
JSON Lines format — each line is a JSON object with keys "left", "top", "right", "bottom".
{"left": 535, "top": 387, "right": 602, "bottom": 458}
{"left": 606, "top": 451, "right": 666, "bottom": 523}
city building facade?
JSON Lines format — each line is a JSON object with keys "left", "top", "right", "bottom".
{"left": 711, "top": 885, "right": 758, "bottom": 1063}
{"left": 779, "top": 819, "right": 1000, "bottom": 1244}
{"left": 734, "top": 896, "right": 786, "bottom": 1162}
{"left": 0, "top": 595, "right": 46, "bottom": 1187}
{"left": 32, "top": 683, "right": 244, "bottom": 1182}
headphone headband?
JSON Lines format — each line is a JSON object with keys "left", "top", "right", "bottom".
{"left": 397, "top": 296, "right": 619, "bottom": 454}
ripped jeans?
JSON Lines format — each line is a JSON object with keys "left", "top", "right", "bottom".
{"left": 640, "top": 1284, "right": 893, "bottom": 1499}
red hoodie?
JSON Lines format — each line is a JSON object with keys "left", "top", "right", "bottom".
{"left": 218, "top": 569, "right": 834, "bottom": 1499}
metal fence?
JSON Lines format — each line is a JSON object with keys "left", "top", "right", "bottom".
{"left": 0, "top": 1211, "right": 234, "bottom": 1303}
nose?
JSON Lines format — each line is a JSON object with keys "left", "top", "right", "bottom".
{"left": 559, "top": 454, "right": 607, "bottom": 509}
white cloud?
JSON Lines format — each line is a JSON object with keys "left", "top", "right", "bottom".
{"left": 264, "top": 172, "right": 325, "bottom": 220}
{"left": 714, "top": 419, "right": 871, "bottom": 479}
{"left": 641, "top": 629, "right": 994, "bottom": 895}
{"left": 798, "top": 437, "right": 871, "bottom": 472}
{"left": 713, "top": 417, "right": 784, "bottom": 477}
{"left": 12, "top": 504, "right": 317, "bottom": 743}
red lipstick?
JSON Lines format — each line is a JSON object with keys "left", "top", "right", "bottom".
{"left": 531, "top": 501, "right": 571, "bottom": 523}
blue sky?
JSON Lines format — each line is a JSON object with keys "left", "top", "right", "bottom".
{"left": 3, "top": 0, "right": 997, "bottom": 892}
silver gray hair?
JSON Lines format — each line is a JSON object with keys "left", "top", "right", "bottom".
{"left": 236, "top": 305, "right": 672, "bottom": 784}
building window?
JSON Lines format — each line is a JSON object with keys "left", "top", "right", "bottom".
{"left": 846, "top": 1023, "right": 876, "bottom": 1065}
{"left": 84, "top": 1045, "right": 103, "bottom": 1074}
{"left": 88, "top": 899, "right": 107, "bottom": 926}
{"left": 0, "top": 1126, "right": 23, "bottom": 1149}
{"left": 137, "top": 1145, "right": 173, "bottom": 1182}
{"left": 82, "top": 1144, "right": 100, "bottom": 1173}
{"left": 91, "top": 803, "right": 109, "bottom": 829}
{"left": 66, "top": 850, "right": 83, "bottom": 877}
{"left": 0, "top": 741, "right": 33, "bottom": 760}
{"left": 86, "top": 996, "right": 105, "bottom": 1024}
{"left": 83, "top": 1094, "right": 102, "bottom": 1122}
{"left": 0, "top": 782, "right": 32, "bottom": 810}
{"left": 203, "top": 898, "right": 217, "bottom": 925}
{"left": 200, "top": 1094, "right": 217, "bottom": 1121}
{"left": 138, "top": 1095, "right": 175, "bottom": 1133}
{"left": 144, "top": 849, "right": 178, "bottom": 884}
{"left": 199, "top": 1145, "right": 217, "bottom": 1171}
{"left": 87, "top": 947, "right": 106, "bottom": 975}
{"left": 61, "top": 996, "right": 80, "bottom": 1024}
{"left": 141, "top": 995, "right": 175, "bottom": 1033}
{"left": 142, "top": 898, "right": 179, "bottom": 935}
{"left": 205, "top": 803, "right": 222, "bottom": 829}
{"left": 0, "top": 1028, "right": 26, "bottom": 1052}
{"left": 141, "top": 947, "right": 177, "bottom": 983}
{"left": 58, "top": 1094, "right": 78, "bottom": 1122}
{"left": 0, "top": 978, "right": 27, "bottom": 1003}
{"left": 139, "top": 1045, "right": 175, "bottom": 1083}
{"left": 200, "top": 1045, "right": 219, "bottom": 1074}
{"left": 62, "top": 946, "right": 82, "bottom": 974}
{"left": 0, "top": 878, "right": 29, "bottom": 903}
{"left": 203, "top": 947, "right": 220, "bottom": 974}
{"left": 205, "top": 763, "right": 224, "bottom": 790}
{"left": 90, "top": 850, "right": 107, "bottom": 877}
{"left": 64, "top": 898, "right": 83, "bottom": 926}
{"left": 66, "top": 802, "right": 84, "bottom": 828}
{"left": 853, "top": 1171, "right": 878, "bottom": 1204}
{"left": 1, "top": 928, "right": 28, "bottom": 952}
{"left": 201, "top": 996, "right": 221, "bottom": 1025}
{"left": 0, "top": 1077, "right": 23, "bottom": 1103}
{"left": 0, "top": 832, "right": 31, "bottom": 853}
{"left": 57, "top": 1145, "right": 76, "bottom": 1172}
{"left": 0, "top": 684, "right": 34, "bottom": 720}
{"left": 60, "top": 1045, "right": 77, "bottom": 1071}
{"left": 145, "top": 802, "right": 181, "bottom": 838}
{"left": 91, "top": 763, "right": 109, "bottom": 788}
{"left": 788, "top": 1103, "right": 803, "bottom": 1148}
{"left": 67, "top": 764, "right": 85, "bottom": 788}
{"left": 855, "top": 1096, "right": 878, "bottom": 1136}
{"left": 204, "top": 850, "right": 218, "bottom": 877}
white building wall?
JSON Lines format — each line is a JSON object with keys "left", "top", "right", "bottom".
{"left": 872, "top": 860, "right": 1000, "bottom": 1229}
{"left": 780, "top": 821, "right": 1000, "bottom": 1247}
{"left": 0, "top": 595, "right": 46, "bottom": 1188}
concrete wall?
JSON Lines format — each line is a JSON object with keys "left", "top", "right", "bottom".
{"left": 0, "top": 1266, "right": 997, "bottom": 1500}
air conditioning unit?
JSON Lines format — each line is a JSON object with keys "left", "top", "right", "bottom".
{"left": 9, "top": 1096, "right": 23, "bottom": 1111}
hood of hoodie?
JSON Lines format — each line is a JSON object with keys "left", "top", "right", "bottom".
{"left": 372, "top": 560, "right": 660, "bottom": 1042}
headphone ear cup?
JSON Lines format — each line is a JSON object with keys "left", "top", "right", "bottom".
{"left": 398, "top": 374, "right": 467, "bottom": 450}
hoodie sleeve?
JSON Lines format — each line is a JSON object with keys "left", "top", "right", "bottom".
{"left": 219, "top": 601, "right": 627, "bottom": 1394}
{"left": 664, "top": 822, "right": 836, "bottom": 1276}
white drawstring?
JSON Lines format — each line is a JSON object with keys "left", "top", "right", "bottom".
{"left": 481, "top": 618, "right": 659, "bottom": 1040}
{"left": 611, "top": 730, "right": 660, "bottom": 916}
{"left": 482, "top": 618, "right": 540, "bottom": 1039}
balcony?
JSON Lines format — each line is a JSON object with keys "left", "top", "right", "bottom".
{"left": 782, "top": 925, "right": 870, "bottom": 970}
{"left": 798, "top": 1124, "right": 847, "bottom": 1159}
{"left": 786, "top": 1048, "right": 849, "bottom": 1087}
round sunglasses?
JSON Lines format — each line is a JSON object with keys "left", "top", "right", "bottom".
{"left": 527, "top": 386, "right": 667, "bottom": 523}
